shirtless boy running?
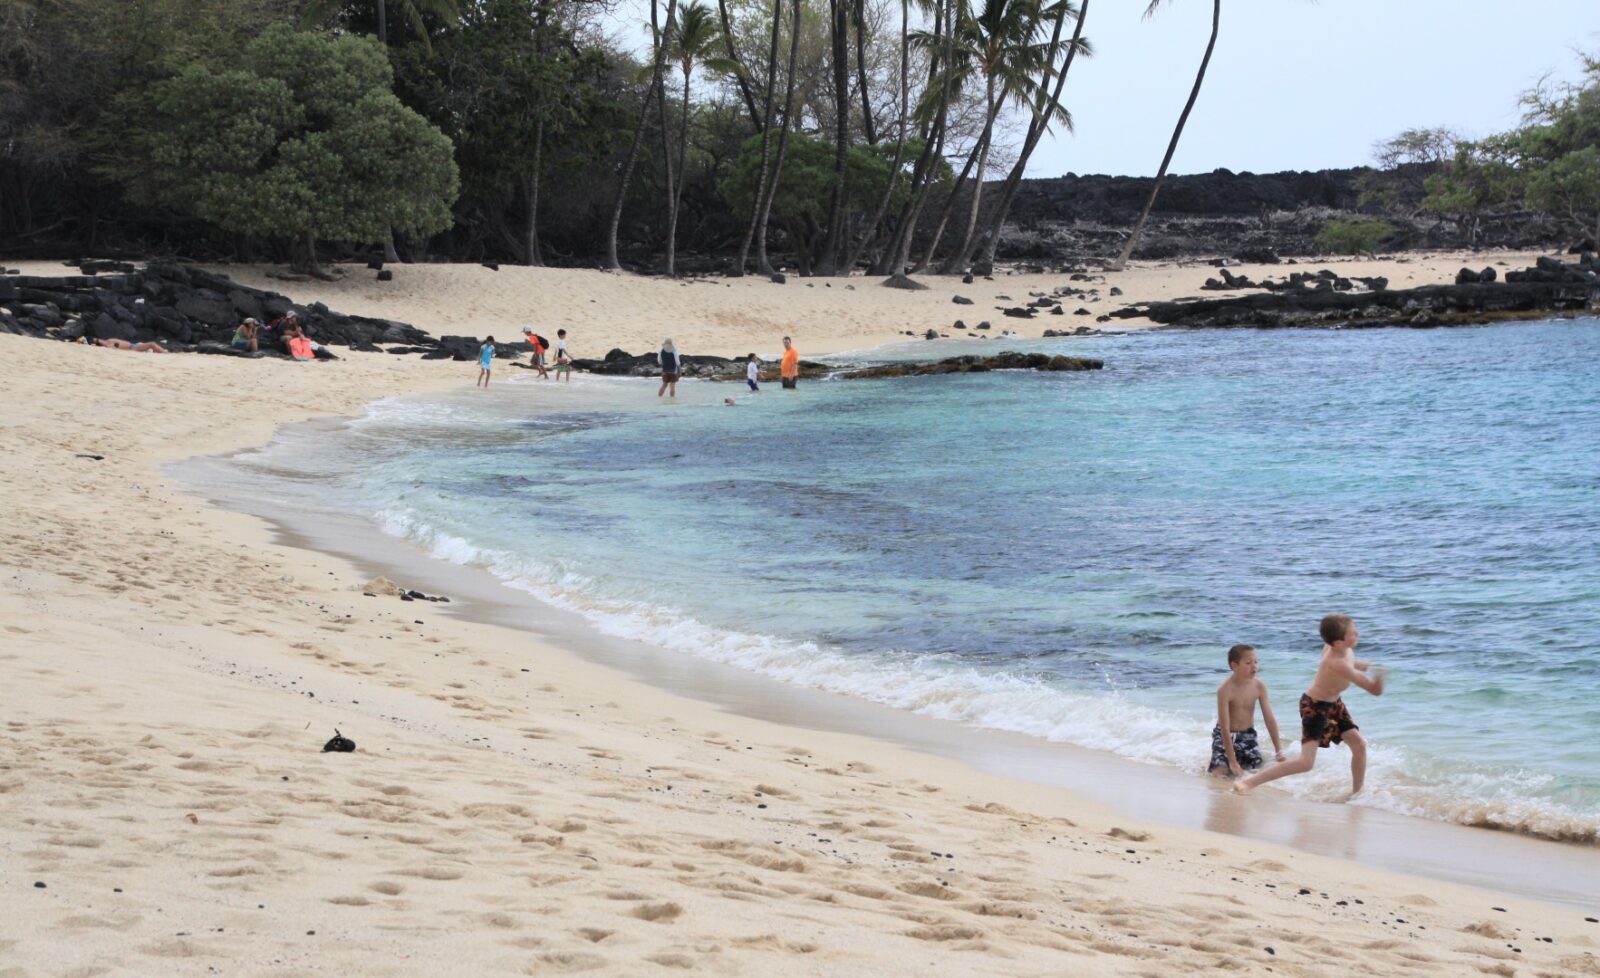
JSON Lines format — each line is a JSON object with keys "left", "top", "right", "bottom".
{"left": 1234, "top": 614, "right": 1385, "bottom": 798}
{"left": 1209, "top": 644, "right": 1284, "bottom": 777}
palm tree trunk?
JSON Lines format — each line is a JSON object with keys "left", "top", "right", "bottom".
{"left": 819, "top": 0, "right": 852, "bottom": 275}
{"left": 736, "top": 0, "right": 785, "bottom": 274}
{"left": 655, "top": 3, "right": 679, "bottom": 276}
{"left": 853, "top": 0, "right": 876, "bottom": 145}
{"left": 886, "top": 0, "right": 954, "bottom": 274}
{"left": 716, "top": 0, "right": 763, "bottom": 130}
{"left": 947, "top": 73, "right": 1000, "bottom": 272}
{"left": 376, "top": 0, "right": 387, "bottom": 45}
{"left": 666, "top": 65, "right": 692, "bottom": 277}
{"left": 977, "top": 0, "right": 1088, "bottom": 268}
{"left": 1111, "top": 0, "right": 1219, "bottom": 271}
{"left": 873, "top": 0, "right": 943, "bottom": 275}
{"left": 845, "top": 0, "right": 909, "bottom": 271}
{"left": 755, "top": 0, "right": 803, "bottom": 275}
{"left": 524, "top": 119, "right": 545, "bottom": 266}
{"left": 606, "top": 0, "right": 678, "bottom": 271}
{"left": 916, "top": 80, "right": 1010, "bottom": 273}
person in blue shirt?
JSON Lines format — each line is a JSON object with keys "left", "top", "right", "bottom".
{"left": 477, "top": 335, "right": 496, "bottom": 388}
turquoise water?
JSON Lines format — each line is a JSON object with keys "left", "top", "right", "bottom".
{"left": 252, "top": 321, "right": 1600, "bottom": 841}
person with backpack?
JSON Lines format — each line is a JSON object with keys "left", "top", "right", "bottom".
{"left": 521, "top": 325, "right": 549, "bottom": 379}
{"left": 657, "top": 338, "right": 681, "bottom": 398}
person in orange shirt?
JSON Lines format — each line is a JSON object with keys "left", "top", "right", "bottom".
{"left": 780, "top": 335, "right": 800, "bottom": 390}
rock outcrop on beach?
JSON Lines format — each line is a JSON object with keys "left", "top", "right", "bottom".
{"left": 840, "top": 352, "right": 1103, "bottom": 378}
{"left": 0, "top": 261, "right": 482, "bottom": 357}
{"left": 1109, "top": 255, "right": 1600, "bottom": 329}
{"left": 570, "top": 348, "right": 832, "bottom": 379}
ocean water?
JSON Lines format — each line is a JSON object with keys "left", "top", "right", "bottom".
{"left": 237, "top": 321, "right": 1600, "bottom": 842}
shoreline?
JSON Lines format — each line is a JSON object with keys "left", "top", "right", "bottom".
{"left": 173, "top": 382, "right": 1600, "bottom": 911}
{"left": 5, "top": 277, "right": 1599, "bottom": 974}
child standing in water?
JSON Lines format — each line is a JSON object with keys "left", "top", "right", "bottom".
{"left": 1209, "top": 644, "right": 1284, "bottom": 777}
{"left": 746, "top": 353, "right": 761, "bottom": 393}
{"left": 1235, "top": 614, "right": 1386, "bottom": 798}
{"left": 477, "top": 336, "right": 495, "bottom": 387}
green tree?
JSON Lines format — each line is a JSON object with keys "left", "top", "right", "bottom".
{"left": 300, "top": 0, "right": 462, "bottom": 53}
{"left": 1314, "top": 216, "right": 1395, "bottom": 255}
{"left": 397, "top": 0, "right": 619, "bottom": 265}
{"left": 723, "top": 130, "right": 941, "bottom": 274}
{"left": 1356, "top": 126, "right": 1460, "bottom": 214}
{"left": 1425, "top": 53, "right": 1600, "bottom": 244}
{"left": 107, "top": 25, "right": 458, "bottom": 275}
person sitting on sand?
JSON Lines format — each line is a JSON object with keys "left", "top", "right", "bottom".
{"left": 283, "top": 323, "right": 315, "bottom": 361}
{"left": 478, "top": 335, "right": 496, "bottom": 387}
{"left": 1234, "top": 615, "right": 1386, "bottom": 799}
{"left": 658, "top": 338, "right": 681, "bottom": 398}
{"left": 232, "top": 318, "right": 259, "bottom": 352}
{"left": 1209, "top": 644, "right": 1284, "bottom": 777}
{"left": 95, "top": 337, "right": 168, "bottom": 353}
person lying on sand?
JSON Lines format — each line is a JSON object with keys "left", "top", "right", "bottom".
{"left": 95, "top": 337, "right": 168, "bottom": 353}
{"left": 1209, "top": 644, "right": 1283, "bottom": 777}
{"left": 1234, "top": 615, "right": 1385, "bottom": 799}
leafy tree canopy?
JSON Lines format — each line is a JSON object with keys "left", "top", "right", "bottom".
{"left": 107, "top": 24, "right": 459, "bottom": 246}
{"left": 721, "top": 131, "right": 944, "bottom": 220}
{"left": 1424, "top": 53, "right": 1600, "bottom": 239}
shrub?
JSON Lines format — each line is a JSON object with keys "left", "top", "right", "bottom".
{"left": 1314, "top": 217, "right": 1396, "bottom": 255}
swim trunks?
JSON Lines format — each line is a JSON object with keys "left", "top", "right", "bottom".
{"left": 1209, "top": 725, "right": 1263, "bottom": 772}
{"left": 1299, "top": 694, "right": 1357, "bottom": 748}
{"left": 781, "top": 377, "right": 797, "bottom": 389}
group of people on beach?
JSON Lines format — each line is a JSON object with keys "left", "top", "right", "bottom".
{"left": 477, "top": 327, "right": 570, "bottom": 387}
{"left": 231, "top": 311, "right": 330, "bottom": 360}
{"left": 474, "top": 328, "right": 803, "bottom": 400}
{"left": 659, "top": 334, "right": 802, "bottom": 402}
{"left": 1210, "top": 613, "right": 1387, "bottom": 798}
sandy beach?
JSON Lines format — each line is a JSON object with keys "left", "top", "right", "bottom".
{"left": 4, "top": 255, "right": 1599, "bottom": 977}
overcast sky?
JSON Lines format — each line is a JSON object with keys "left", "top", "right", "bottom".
{"left": 1038, "top": 0, "right": 1600, "bottom": 178}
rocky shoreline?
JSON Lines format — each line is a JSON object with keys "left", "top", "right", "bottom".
{"left": 1110, "top": 255, "right": 1600, "bottom": 330}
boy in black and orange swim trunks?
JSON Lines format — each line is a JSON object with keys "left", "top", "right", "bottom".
{"left": 1234, "top": 614, "right": 1386, "bottom": 799}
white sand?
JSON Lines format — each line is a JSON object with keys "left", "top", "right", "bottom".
{"left": 3, "top": 255, "right": 1598, "bottom": 976}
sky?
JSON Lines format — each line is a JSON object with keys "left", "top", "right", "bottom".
{"left": 1038, "top": 0, "right": 1600, "bottom": 178}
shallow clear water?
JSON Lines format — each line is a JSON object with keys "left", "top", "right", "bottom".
{"left": 240, "top": 321, "right": 1600, "bottom": 841}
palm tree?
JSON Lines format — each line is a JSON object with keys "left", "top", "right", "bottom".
{"left": 753, "top": 0, "right": 805, "bottom": 275}
{"left": 736, "top": 0, "right": 787, "bottom": 274}
{"left": 974, "top": 0, "right": 1089, "bottom": 268}
{"left": 1110, "top": 0, "right": 1220, "bottom": 271}
{"left": 818, "top": 0, "right": 853, "bottom": 275}
{"left": 880, "top": 0, "right": 956, "bottom": 275}
{"left": 664, "top": 1, "right": 741, "bottom": 276}
{"left": 607, "top": 0, "right": 680, "bottom": 271}
{"left": 941, "top": 0, "right": 1070, "bottom": 272}
{"left": 844, "top": 0, "right": 911, "bottom": 271}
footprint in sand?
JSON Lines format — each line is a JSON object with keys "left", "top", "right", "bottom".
{"left": 368, "top": 880, "right": 405, "bottom": 895}
{"left": 630, "top": 901, "right": 683, "bottom": 922}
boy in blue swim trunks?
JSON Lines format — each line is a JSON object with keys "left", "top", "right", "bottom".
{"left": 477, "top": 335, "right": 495, "bottom": 388}
{"left": 1209, "top": 644, "right": 1284, "bottom": 777}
